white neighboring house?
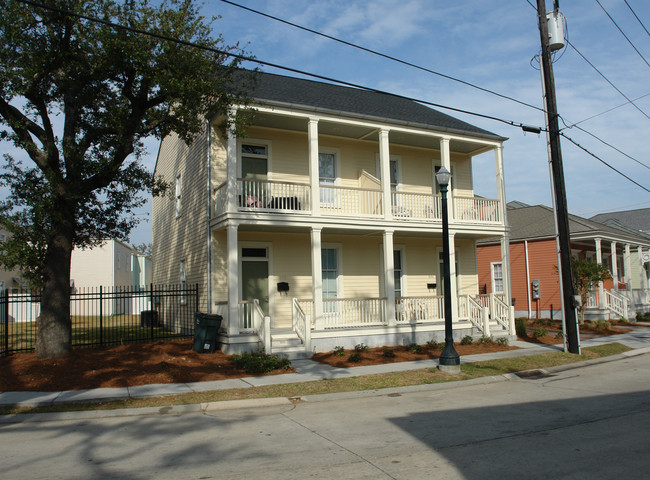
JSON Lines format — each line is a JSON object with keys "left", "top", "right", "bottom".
{"left": 70, "top": 239, "right": 152, "bottom": 316}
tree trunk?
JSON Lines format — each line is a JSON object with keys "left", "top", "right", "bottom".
{"left": 36, "top": 221, "right": 74, "bottom": 358}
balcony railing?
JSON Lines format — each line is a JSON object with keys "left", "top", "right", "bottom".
{"left": 391, "top": 191, "right": 442, "bottom": 222}
{"left": 454, "top": 196, "right": 502, "bottom": 223}
{"left": 319, "top": 185, "right": 383, "bottom": 217}
{"left": 213, "top": 179, "right": 502, "bottom": 226}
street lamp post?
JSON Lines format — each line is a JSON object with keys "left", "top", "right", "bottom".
{"left": 436, "top": 166, "right": 460, "bottom": 374}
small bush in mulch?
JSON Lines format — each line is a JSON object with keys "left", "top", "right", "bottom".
{"left": 231, "top": 351, "right": 292, "bottom": 374}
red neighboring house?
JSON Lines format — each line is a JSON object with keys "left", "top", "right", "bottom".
{"left": 477, "top": 204, "right": 650, "bottom": 321}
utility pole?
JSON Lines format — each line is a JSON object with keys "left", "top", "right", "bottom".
{"left": 536, "top": 0, "right": 580, "bottom": 353}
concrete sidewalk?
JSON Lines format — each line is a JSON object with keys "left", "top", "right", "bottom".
{"left": 2, "top": 327, "right": 649, "bottom": 408}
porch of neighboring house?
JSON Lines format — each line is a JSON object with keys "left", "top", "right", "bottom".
{"left": 579, "top": 238, "right": 650, "bottom": 320}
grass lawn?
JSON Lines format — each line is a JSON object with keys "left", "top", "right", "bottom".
{"left": 0, "top": 342, "right": 631, "bottom": 416}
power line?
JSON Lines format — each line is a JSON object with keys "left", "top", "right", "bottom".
{"left": 624, "top": 0, "right": 650, "bottom": 38}
{"left": 571, "top": 124, "right": 650, "bottom": 171}
{"left": 560, "top": 132, "right": 650, "bottom": 193}
{"left": 219, "top": 0, "right": 545, "bottom": 113}
{"left": 14, "top": 0, "right": 538, "bottom": 132}
{"left": 566, "top": 39, "right": 650, "bottom": 120}
{"left": 563, "top": 92, "right": 650, "bottom": 127}
{"left": 595, "top": 0, "right": 650, "bottom": 67}
{"left": 17, "top": 0, "right": 648, "bottom": 193}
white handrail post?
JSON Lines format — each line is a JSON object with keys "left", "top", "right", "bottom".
{"left": 264, "top": 315, "right": 271, "bottom": 354}
{"left": 509, "top": 306, "right": 516, "bottom": 335}
{"left": 482, "top": 306, "right": 490, "bottom": 336}
{"left": 304, "top": 314, "right": 312, "bottom": 353}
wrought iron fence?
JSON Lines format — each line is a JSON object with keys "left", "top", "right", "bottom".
{"left": 0, "top": 284, "right": 199, "bottom": 356}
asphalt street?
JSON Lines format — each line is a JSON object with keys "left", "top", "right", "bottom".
{"left": 1, "top": 351, "right": 649, "bottom": 479}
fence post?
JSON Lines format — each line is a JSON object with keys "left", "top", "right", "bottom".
{"left": 3, "top": 289, "right": 8, "bottom": 355}
{"left": 99, "top": 285, "right": 103, "bottom": 347}
{"left": 149, "top": 283, "right": 155, "bottom": 341}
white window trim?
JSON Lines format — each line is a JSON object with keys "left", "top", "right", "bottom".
{"left": 175, "top": 173, "right": 182, "bottom": 218}
{"left": 180, "top": 259, "right": 187, "bottom": 305}
{"left": 394, "top": 245, "right": 406, "bottom": 298}
{"left": 238, "top": 139, "right": 272, "bottom": 179}
{"left": 318, "top": 147, "right": 341, "bottom": 186}
{"left": 490, "top": 261, "right": 504, "bottom": 294}
{"left": 321, "top": 243, "right": 343, "bottom": 298}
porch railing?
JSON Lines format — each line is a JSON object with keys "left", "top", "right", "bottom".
{"left": 238, "top": 299, "right": 265, "bottom": 333}
{"left": 454, "top": 196, "right": 501, "bottom": 223}
{"left": 605, "top": 290, "right": 629, "bottom": 319}
{"left": 292, "top": 298, "right": 311, "bottom": 352}
{"left": 458, "top": 294, "right": 486, "bottom": 331}
{"left": 395, "top": 296, "right": 443, "bottom": 323}
{"left": 391, "top": 191, "right": 442, "bottom": 222}
{"left": 319, "top": 185, "right": 383, "bottom": 217}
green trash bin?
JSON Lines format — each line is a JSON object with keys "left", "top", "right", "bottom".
{"left": 193, "top": 313, "right": 222, "bottom": 353}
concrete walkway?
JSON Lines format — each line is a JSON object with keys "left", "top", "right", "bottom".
{"left": 2, "top": 327, "right": 650, "bottom": 408}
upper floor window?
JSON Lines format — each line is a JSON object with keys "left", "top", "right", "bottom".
{"left": 175, "top": 173, "right": 182, "bottom": 218}
{"left": 241, "top": 143, "right": 269, "bottom": 180}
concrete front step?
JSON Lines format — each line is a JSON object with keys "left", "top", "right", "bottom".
{"left": 270, "top": 329, "right": 311, "bottom": 360}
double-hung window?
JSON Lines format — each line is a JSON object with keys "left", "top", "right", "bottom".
{"left": 491, "top": 262, "right": 504, "bottom": 294}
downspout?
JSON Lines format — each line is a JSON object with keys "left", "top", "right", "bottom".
{"left": 525, "top": 240, "right": 531, "bottom": 319}
{"left": 206, "top": 119, "right": 212, "bottom": 311}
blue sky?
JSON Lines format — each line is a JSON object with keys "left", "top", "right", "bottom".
{"left": 2, "top": 0, "right": 649, "bottom": 246}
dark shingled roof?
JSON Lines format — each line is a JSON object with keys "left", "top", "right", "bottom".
{"left": 590, "top": 208, "right": 650, "bottom": 234}
{"left": 479, "top": 205, "right": 650, "bottom": 245}
{"left": 245, "top": 71, "right": 505, "bottom": 141}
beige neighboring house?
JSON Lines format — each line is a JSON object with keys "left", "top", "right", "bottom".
{"left": 152, "top": 71, "right": 514, "bottom": 357}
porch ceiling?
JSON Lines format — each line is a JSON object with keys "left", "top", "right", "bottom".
{"left": 248, "top": 111, "right": 493, "bottom": 156}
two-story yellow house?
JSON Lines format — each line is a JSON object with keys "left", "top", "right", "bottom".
{"left": 153, "top": 71, "right": 514, "bottom": 357}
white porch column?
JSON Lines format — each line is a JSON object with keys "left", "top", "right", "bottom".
{"left": 611, "top": 241, "right": 618, "bottom": 290}
{"left": 383, "top": 229, "right": 396, "bottom": 325}
{"left": 308, "top": 118, "right": 321, "bottom": 216}
{"left": 226, "top": 107, "right": 238, "bottom": 213}
{"left": 449, "top": 232, "right": 459, "bottom": 322}
{"left": 494, "top": 145, "right": 506, "bottom": 224}
{"left": 495, "top": 145, "right": 512, "bottom": 327}
{"left": 624, "top": 244, "right": 632, "bottom": 287}
{"left": 311, "top": 227, "right": 323, "bottom": 330}
{"left": 639, "top": 246, "right": 647, "bottom": 290}
{"left": 379, "top": 129, "right": 392, "bottom": 220}
{"left": 226, "top": 223, "right": 239, "bottom": 336}
{"left": 440, "top": 137, "right": 453, "bottom": 221}
{"left": 595, "top": 238, "right": 605, "bottom": 309}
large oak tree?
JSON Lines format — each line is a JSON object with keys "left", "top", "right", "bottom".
{"left": 0, "top": 0, "right": 255, "bottom": 357}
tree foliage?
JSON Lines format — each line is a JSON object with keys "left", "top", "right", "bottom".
{"left": 571, "top": 258, "right": 611, "bottom": 323}
{"left": 0, "top": 0, "right": 256, "bottom": 357}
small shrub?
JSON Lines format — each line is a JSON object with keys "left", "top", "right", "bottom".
{"left": 478, "top": 335, "right": 494, "bottom": 345}
{"left": 231, "top": 351, "right": 291, "bottom": 374}
{"left": 515, "top": 318, "right": 528, "bottom": 338}
{"left": 427, "top": 340, "right": 445, "bottom": 350}
{"left": 618, "top": 317, "right": 628, "bottom": 323}
{"left": 460, "top": 335, "right": 473, "bottom": 345}
{"left": 348, "top": 352, "right": 362, "bottom": 362}
{"left": 382, "top": 348, "right": 396, "bottom": 358}
{"left": 408, "top": 343, "right": 424, "bottom": 354}
{"left": 495, "top": 336, "right": 509, "bottom": 346}
{"left": 354, "top": 343, "right": 369, "bottom": 352}
{"left": 554, "top": 331, "right": 564, "bottom": 339}
{"left": 533, "top": 327, "right": 548, "bottom": 338}
{"left": 636, "top": 311, "right": 650, "bottom": 322}
{"left": 594, "top": 320, "right": 611, "bottom": 331}
{"left": 333, "top": 346, "right": 345, "bottom": 357}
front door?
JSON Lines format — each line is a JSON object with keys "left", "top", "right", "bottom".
{"left": 241, "top": 246, "right": 270, "bottom": 317}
